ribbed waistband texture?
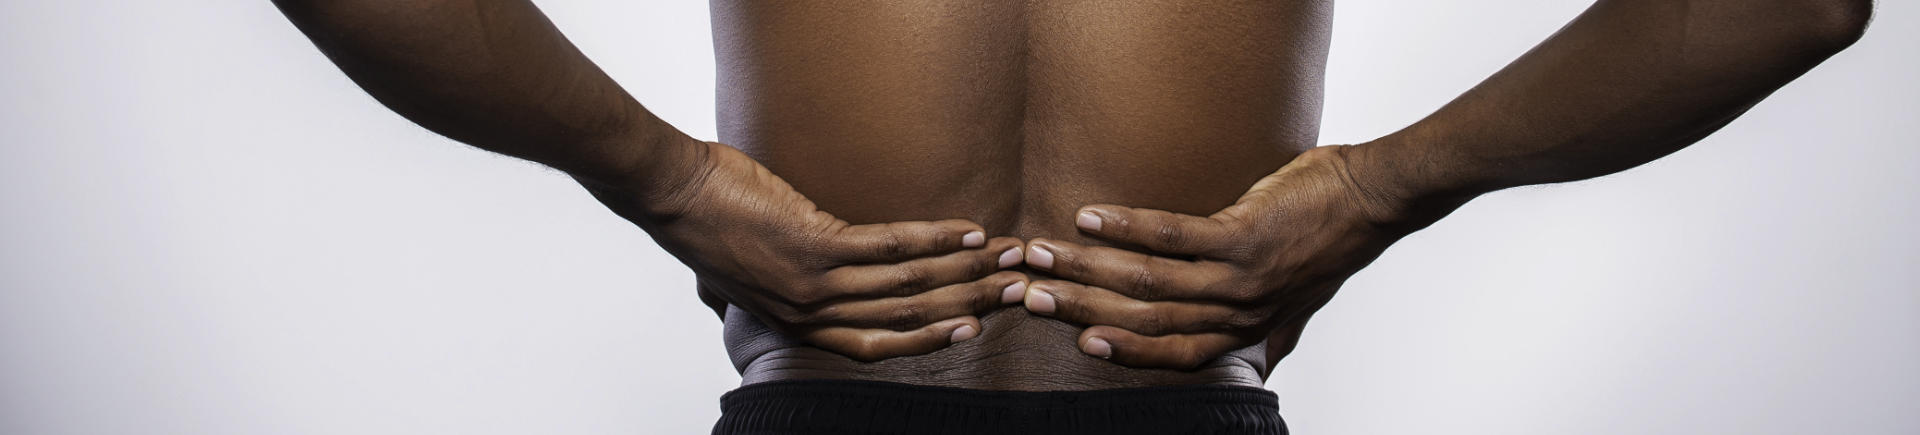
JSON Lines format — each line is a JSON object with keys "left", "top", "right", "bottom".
{"left": 713, "top": 379, "right": 1286, "bottom": 435}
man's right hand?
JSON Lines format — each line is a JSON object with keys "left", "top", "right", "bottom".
{"left": 582, "top": 138, "right": 1027, "bottom": 362}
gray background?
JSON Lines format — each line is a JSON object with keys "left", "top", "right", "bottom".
{"left": 2, "top": 1, "right": 1913, "bottom": 434}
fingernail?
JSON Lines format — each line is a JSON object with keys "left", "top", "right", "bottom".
{"left": 1084, "top": 337, "right": 1112, "bottom": 359}
{"left": 1076, "top": 211, "right": 1102, "bottom": 232}
{"left": 949, "top": 324, "right": 978, "bottom": 343}
{"left": 961, "top": 231, "right": 986, "bottom": 248}
{"left": 1000, "top": 281, "right": 1027, "bottom": 304}
{"left": 997, "top": 247, "right": 1023, "bottom": 268}
{"left": 1028, "top": 245, "right": 1054, "bottom": 269}
{"left": 1025, "top": 289, "right": 1056, "bottom": 315}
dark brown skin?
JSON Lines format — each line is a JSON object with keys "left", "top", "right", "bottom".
{"left": 709, "top": 0, "right": 1329, "bottom": 389}
{"left": 273, "top": 0, "right": 1871, "bottom": 392}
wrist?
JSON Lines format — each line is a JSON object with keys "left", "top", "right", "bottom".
{"left": 1335, "top": 138, "right": 1480, "bottom": 232}
{"left": 571, "top": 121, "right": 716, "bottom": 220}
{"left": 630, "top": 133, "right": 717, "bottom": 219}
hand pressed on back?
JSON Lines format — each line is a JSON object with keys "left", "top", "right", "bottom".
{"left": 1012, "top": 0, "right": 1871, "bottom": 370}
{"left": 1022, "top": 145, "right": 1416, "bottom": 370}
{"left": 584, "top": 138, "right": 1027, "bottom": 362}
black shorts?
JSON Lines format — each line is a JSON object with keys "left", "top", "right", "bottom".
{"left": 712, "top": 379, "right": 1287, "bottom": 435}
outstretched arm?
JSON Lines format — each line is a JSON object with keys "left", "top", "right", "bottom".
{"left": 274, "top": 1, "right": 1026, "bottom": 362}
{"left": 1024, "top": 0, "right": 1873, "bottom": 370}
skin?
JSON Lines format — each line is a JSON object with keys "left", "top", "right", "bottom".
{"left": 273, "top": 0, "right": 1871, "bottom": 392}
{"left": 1030, "top": 0, "right": 1875, "bottom": 369}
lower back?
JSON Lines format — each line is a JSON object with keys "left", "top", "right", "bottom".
{"left": 709, "top": 0, "right": 1331, "bottom": 391}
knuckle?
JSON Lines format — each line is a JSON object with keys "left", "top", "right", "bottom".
{"left": 1060, "top": 250, "right": 1093, "bottom": 277}
{"left": 782, "top": 281, "right": 824, "bottom": 306}
{"left": 1154, "top": 222, "right": 1185, "bottom": 249}
{"left": 1108, "top": 214, "right": 1134, "bottom": 235}
{"left": 1214, "top": 242, "right": 1260, "bottom": 263}
{"left": 1127, "top": 261, "right": 1160, "bottom": 300}
{"left": 1136, "top": 308, "right": 1170, "bottom": 335}
{"left": 802, "top": 224, "right": 837, "bottom": 248}
{"left": 890, "top": 265, "right": 933, "bottom": 293}
{"left": 795, "top": 250, "right": 836, "bottom": 270}
{"left": 882, "top": 301, "right": 926, "bottom": 328}
{"left": 1219, "top": 281, "right": 1264, "bottom": 304}
{"left": 878, "top": 231, "right": 907, "bottom": 257}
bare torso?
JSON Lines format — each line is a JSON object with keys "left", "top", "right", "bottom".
{"left": 711, "top": 0, "right": 1332, "bottom": 391}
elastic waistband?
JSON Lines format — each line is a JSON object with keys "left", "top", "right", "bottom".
{"left": 714, "top": 379, "right": 1285, "bottom": 435}
{"left": 722, "top": 379, "right": 1279, "bottom": 410}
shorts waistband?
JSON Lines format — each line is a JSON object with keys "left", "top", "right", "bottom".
{"left": 714, "top": 379, "right": 1286, "bottom": 435}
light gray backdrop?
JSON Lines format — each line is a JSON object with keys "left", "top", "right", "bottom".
{"left": 2, "top": 1, "right": 1913, "bottom": 434}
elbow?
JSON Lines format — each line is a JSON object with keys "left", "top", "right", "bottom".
{"left": 1790, "top": 0, "right": 1874, "bottom": 51}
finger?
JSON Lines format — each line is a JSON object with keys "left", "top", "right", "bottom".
{"left": 1024, "top": 279, "right": 1258, "bottom": 335}
{"left": 820, "top": 237, "right": 1023, "bottom": 299}
{"left": 809, "top": 271, "right": 1027, "bottom": 330}
{"left": 1025, "top": 238, "right": 1237, "bottom": 301}
{"left": 1074, "top": 205, "right": 1237, "bottom": 257}
{"left": 1079, "top": 325, "right": 1250, "bottom": 370}
{"left": 803, "top": 316, "right": 982, "bottom": 362}
{"left": 831, "top": 219, "right": 987, "bottom": 264}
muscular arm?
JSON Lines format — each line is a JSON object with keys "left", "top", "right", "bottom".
{"left": 1352, "top": 0, "right": 1874, "bottom": 221}
{"left": 270, "top": 0, "right": 697, "bottom": 191}
{"left": 273, "top": 1, "right": 1024, "bottom": 362}
{"left": 1025, "top": 0, "right": 1872, "bottom": 370}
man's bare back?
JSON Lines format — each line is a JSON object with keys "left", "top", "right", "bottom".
{"left": 275, "top": 0, "right": 1868, "bottom": 431}
{"left": 713, "top": 0, "right": 1330, "bottom": 391}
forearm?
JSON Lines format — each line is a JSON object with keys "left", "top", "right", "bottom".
{"left": 272, "top": 0, "right": 697, "bottom": 189}
{"left": 1349, "top": 0, "right": 1871, "bottom": 222}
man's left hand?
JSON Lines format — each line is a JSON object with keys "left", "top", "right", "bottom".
{"left": 1020, "top": 145, "right": 1416, "bottom": 369}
